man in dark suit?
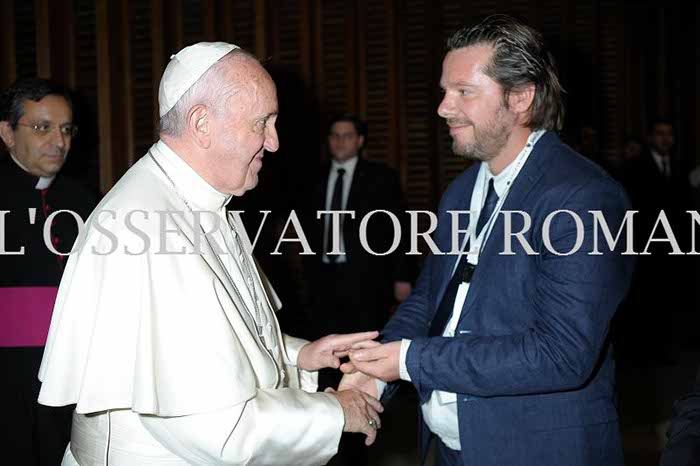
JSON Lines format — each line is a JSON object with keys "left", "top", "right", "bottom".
{"left": 618, "top": 119, "right": 695, "bottom": 365}
{"left": 306, "top": 113, "right": 414, "bottom": 388}
{"left": 342, "top": 15, "right": 634, "bottom": 466}
{"left": 304, "top": 113, "right": 414, "bottom": 465}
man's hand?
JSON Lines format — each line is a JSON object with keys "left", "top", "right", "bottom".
{"left": 339, "top": 371, "right": 379, "bottom": 398}
{"left": 326, "top": 388, "right": 383, "bottom": 446}
{"left": 297, "top": 331, "right": 379, "bottom": 372}
{"left": 393, "top": 281, "right": 412, "bottom": 302}
{"left": 349, "top": 341, "right": 401, "bottom": 383}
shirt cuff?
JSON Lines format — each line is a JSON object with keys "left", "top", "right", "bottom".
{"left": 399, "top": 338, "right": 412, "bottom": 382}
{"left": 375, "top": 379, "right": 387, "bottom": 398}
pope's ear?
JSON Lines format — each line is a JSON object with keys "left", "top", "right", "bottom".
{"left": 187, "top": 105, "right": 211, "bottom": 149}
{"left": 0, "top": 121, "right": 15, "bottom": 150}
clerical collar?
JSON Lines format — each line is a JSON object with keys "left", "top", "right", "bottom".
{"left": 10, "top": 154, "right": 56, "bottom": 189}
{"left": 151, "top": 140, "right": 232, "bottom": 211}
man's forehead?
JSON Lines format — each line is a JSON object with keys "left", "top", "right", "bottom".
{"left": 330, "top": 122, "right": 357, "bottom": 134}
{"left": 440, "top": 45, "right": 493, "bottom": 84}
{"left": 21, "top": 96, "right": 72, "bottom": 120}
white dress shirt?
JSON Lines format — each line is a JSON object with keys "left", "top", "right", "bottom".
{"left": 398, "top": 130, "right": 545, "bottom": 450}
{"left": 650, "top": 149, "right": 671, "bottom": 178}
{"left": 322, "top": 156, "right": 359, "bottom": 263}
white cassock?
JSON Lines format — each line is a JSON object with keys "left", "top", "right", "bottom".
{"left": 38, "top": 140, "right": 344, "bottom": 466}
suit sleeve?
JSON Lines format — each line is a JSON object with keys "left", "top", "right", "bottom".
{"left": 140, "top": 388, "right": 344, "bottom": 466}
{"left": 401, "top": 180, "right": 634, "bottom": 396}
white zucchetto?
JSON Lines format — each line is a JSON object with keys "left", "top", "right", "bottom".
{"left": 158, "top": 41, "right": 240, "bottom": 117}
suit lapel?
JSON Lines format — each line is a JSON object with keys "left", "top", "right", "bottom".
{"left": 457, "top": 133, "right": 550, "bottom": 318}
{"left": 433, "top": 168, "right": 478, "bottom": 310}
{"left": 346, "top": 157, "right": 365, "bottom": 210}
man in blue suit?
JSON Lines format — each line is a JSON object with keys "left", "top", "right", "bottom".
{"left": 341, "top": 15, "right": 634, "bottom": 466}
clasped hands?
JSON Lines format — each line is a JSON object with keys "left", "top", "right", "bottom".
{"left": 297, "top": 331, "right": 400, "bottom": 446}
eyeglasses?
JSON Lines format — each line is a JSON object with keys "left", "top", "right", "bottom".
{"left": 16, "top": 122, "right": 79, "bottom": 138}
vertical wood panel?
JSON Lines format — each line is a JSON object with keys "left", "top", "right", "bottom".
{"left": 319, "top": 0, "right": 349, "bottom": 120}
{"left": 400, "top": 0, "right": 434, "bottom": 210}
{"left": 35, "top": 0, "right": 50, "bottom": 78}
{"left": 0, "top": 1, "right": 17, "bottom": 88}
{"left": 256, "top": 0, "right": 268, "bottom": 58}
{"left": 120, "top": 0, "right": 135, "bottom": 167}
{"left": 14, "top": 0, "right": 38, "bottom": 79}
{"left": 49, "top": 0, "right": 77, "bottom": 87}
{"left": 203, "top": 0, "right": 216, "bottom": 41}
{"left": 217, "top": 0, "right": 235, "bottom": 43}
{"left": 183, "top": 0, "right": 204, "bottom": 46}
{"left": 598, "top": 0, "right": 623, "bottom": 158}
{"left": 298, "top": 0, "right": 312, "bottom": 84}
{"left": 232, "top": 0, "right": 256, "bottom": 52}
{"left": 131, "top": 0, "right": 156, "bottom": 160}
{"left": 96, "top": 0, "right": 113, "bottom": 192}
{"left": 151, "top": 0, "right": 164, "bottom": 134}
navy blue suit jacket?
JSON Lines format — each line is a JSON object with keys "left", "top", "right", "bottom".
{"left": 382, "top": 132, "right": 634, "bottom": 466}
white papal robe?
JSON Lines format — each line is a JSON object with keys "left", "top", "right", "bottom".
{"left": 38, "top": 140, "right": 344, "bottom": 465}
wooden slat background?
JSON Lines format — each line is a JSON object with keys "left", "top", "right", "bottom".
{"left": 1, "top": 0, "right": 696, "bottom": 212}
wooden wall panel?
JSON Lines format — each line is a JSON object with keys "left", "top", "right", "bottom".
{"left": 232, "top": 0, "right": 256, "bottom": 52}
{"left": 400, "top": 0, "right": 435, "bottom": 211}
{"left": 131, "top": 0, "right": 157, "bottom": 160}
{"left": 364, "top": 0, "right": 393, "bottom": 165}
{"left": 0, "top": 1, "right": 17, "bottom": 89}
{"left": 1, "top": 0, "right": 696, "bottom": 201}
{"left": 318, "top": 0, "right": 349, "bottom": 120}
{"left": 436, "top": 0, "right": 469, "bottom": 193}
{"left": 14, "top": 0, "right": 38, "bottom": 79}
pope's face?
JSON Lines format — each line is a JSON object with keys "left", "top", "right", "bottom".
{"left": 0, "top": 95, "right": 73, "bottom": 177}
{"left": 437, "top": 45, "right": 517, "bottom": 162}
{"left": 209, "top": 62, "right": 279, "bottom": 196}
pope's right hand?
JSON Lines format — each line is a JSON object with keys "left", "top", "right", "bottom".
{"left": 326, "top": 388, "right": 383, "bottom": 446}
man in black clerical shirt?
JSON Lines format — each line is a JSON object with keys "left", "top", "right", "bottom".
{"left": 0, "top": 78, "right": 96, "bottom": 465}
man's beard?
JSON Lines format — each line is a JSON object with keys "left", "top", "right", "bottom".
{"left": 451, "top": 104, "right": 516, "bottom": 162}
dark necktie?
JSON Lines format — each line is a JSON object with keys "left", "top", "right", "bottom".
{"left": 429, "top": 179, "right": 499, "bottom": 336}
{"left": 325, "top": 168, "right": 345, "bottom": 262}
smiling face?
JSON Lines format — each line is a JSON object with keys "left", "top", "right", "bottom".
{"left": 208, "top": 59, "right": 279, "bottom": 195}
{"left": 437, "top": 45, "right": 518, "bottom": 164}
{"left": 0, "top": 95, "right": 73, "bottom": 177}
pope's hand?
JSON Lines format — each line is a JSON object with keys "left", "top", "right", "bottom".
{"left": 326, "top": 388, "right": 383, "bottom": 446}
{"left": 349, "top": 341, "right": 401, "bottom": 383}
{"left": 297, "top": 331, "right": 379, "bottom": 372}
{"left": 339, "top": 370, "right": 379, "bottom": 399}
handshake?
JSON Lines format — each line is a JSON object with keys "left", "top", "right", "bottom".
{"left": 297, "top": 331, "right": 403, "bottom": 446}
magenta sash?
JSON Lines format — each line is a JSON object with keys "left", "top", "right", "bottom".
{"left": 0, "top": 287, "right": 59, "bottom": 347}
